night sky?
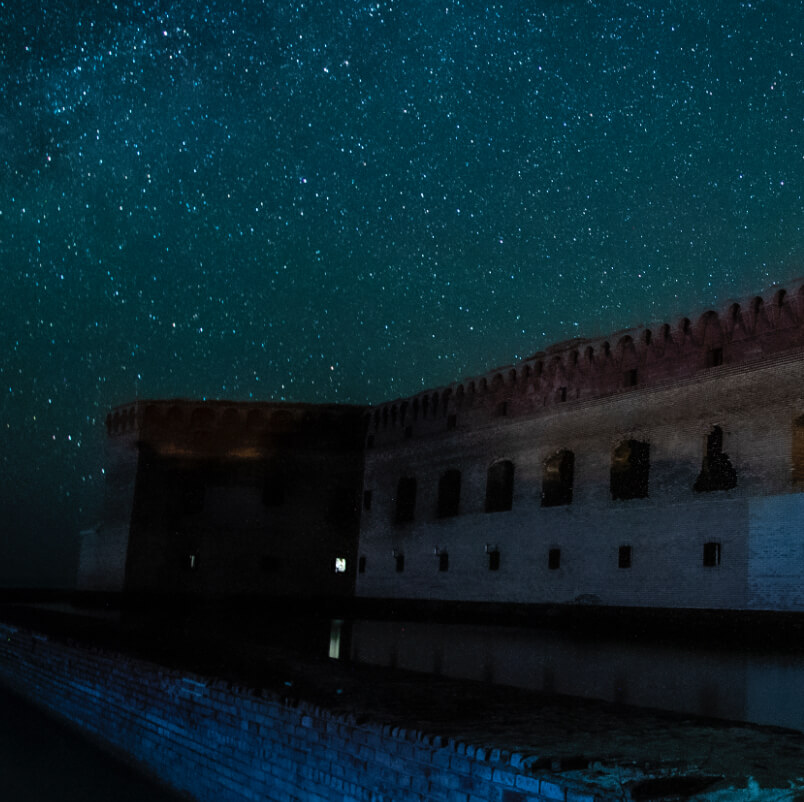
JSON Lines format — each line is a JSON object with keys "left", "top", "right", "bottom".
{"left": 2, "top": 1, "right": 803, "bottom": 586}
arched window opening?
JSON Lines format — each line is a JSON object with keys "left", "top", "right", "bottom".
{"left": 395, "top": 476, "right": 417, "bottom": 523}
{"left": 694, "top": 426, "right": 736, "bottom": 492}
{"left": 542, "top": 450, "right": 574, "bottom": 507}
{"left": 485, "top": 460, "right": 514, "bottom": 513}
{"left": 610, "top": 440, "right": 650, "bottom": 500}
{"left": 437, "top": 469, "right": 461, "bottom": 518}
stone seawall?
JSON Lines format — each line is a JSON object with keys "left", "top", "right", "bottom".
{"left": 0, "top": 620, "right": 606, "bottom": 802}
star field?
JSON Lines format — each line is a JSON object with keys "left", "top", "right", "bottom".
{"left": 2, "top": 1, "right": 803, "bottom": 585}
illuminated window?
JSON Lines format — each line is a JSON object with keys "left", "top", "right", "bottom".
{"left": 334, "top": 557, "right": 347, "bottom": 574}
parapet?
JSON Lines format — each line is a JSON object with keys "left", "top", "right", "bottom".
{"left": 105, "top": 399, "right": 367, "bottom": 456}
{"left": 366, "top": 278, "right": 804, "bottom": 446}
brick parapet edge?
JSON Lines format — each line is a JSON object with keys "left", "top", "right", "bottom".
{"left": 0, "top": 620, "right": 614, "bottom": 802}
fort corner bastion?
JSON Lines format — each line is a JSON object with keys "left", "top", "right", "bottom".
{"left": 81, "top": 278, "right": 804, "bottom": 614}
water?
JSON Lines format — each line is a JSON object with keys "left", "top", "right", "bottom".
{"left": 0, "top": 684, "right": 185, "bottom": 802}
{"left": 344, "top": 619, "right": 804, "bottom": 732}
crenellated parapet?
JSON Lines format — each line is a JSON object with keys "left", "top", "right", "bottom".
{"left": 105, "top": 399, "right": 367, "bottom": 458}
{"left": 366, "top": 278, "right": 804, "bottom": 446}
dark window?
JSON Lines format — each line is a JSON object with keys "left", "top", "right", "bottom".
{"left": 558, "top": 387, "right": 567, "bottom": 402}
{"left": 618, "top": 545, "right": 632, "bottom": 569}
{"left": 488, "top": 549, "right": 500, "bottom": 571}
{"left": 624, "top": 368, "right": 638, "bottom": 387}
{"left": 404, "top": 425, "right": 413, "bottom": 439}
{"left": 694, "top": 426, "right": 737, "bottom": 492}
{"left": 437, "top": 469, "right": 461, "bottom": 518}
{"left": 542, "top": 450, "right": 574, "bottom": 507}
{"left": 496, "top": 400, "right": 508, "bottom": 417}
{"left": 358, "top": 555, "right": 366, "bottom": 574}
{"left": 703, "top": 542, "right": 721, "bottom": 567}
{"left": 485, "top": 460, "right": 514, "bottom": 512}
{"left": 260, "top": 555, "right": 280, "bottom": 573}
{"left": 394, "top": 552, "right": 405, "bottom": 572}
{"left": 447, "top": 414, "right": 457, "bottom": 430}
{"left": 363, "top": 489, "right": 373, "bottom": 511}
{"left": 262, "top": 472, "right": 285, "bottom": 507}
{"left": 327, "top": 488, "right": 358, "bottom": 527}
{"left": 794, "top": 415, "right": 804, "bottom": 489}
{"left": 438, "top": 552, "right": 449, "bottom": 572}
{"left": 611, "top": 440, "right": 650, "bottom": 500}
{"left": 706, "top": 347, "right": 724, "bottom": 368}
{"left": 548, "top": 548, "right": 561, "bottom": 570}
{"left": 182, "top": 483, "right": 205, "bottom": 514}
{"left": 178, "top": 472, "right": 204, "bottom": 514}
{"left": 395, "top": 476, "right": 417, "bottom": 523}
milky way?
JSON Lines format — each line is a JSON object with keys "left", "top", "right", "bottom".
{"left": 2, "top": 1, "right": 803, "bottom": 584}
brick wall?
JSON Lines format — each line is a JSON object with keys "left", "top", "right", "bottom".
{"left": 0, "top": 620, "right": 610, "bottom": 802}
{"left": 358, "top": 354, "right": 804, "bottom": 611}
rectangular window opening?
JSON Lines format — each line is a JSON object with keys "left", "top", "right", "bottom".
{"left": 618, "top": 545, "right": 632, "bottom": 569}
{"left": 703, "top": 541, "right": 721, "bottom": 567}
{"left": 394, "top": 553, "right": 405, "bottom": 573}
{"left": 707, "top": 347, "right": 724, "bottom": 368}
{"left": 395, "top": 476, "right": 417, "bottom": 523}
{"left": 438, "top": 552, "right": 449, "bottom": 572}
{"left": 488, "top": 549, "right": 500, "bottom": 571}
{"left": 333, "top": 557, "right": 347, "bottom": 574}
{"left": 624, "top": 368, "right": 638, "bottom": 387}
{"left": 548, "top": 548, "right": 561, "bottom": 570}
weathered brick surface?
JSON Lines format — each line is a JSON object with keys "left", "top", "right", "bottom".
{"left": 358, "top": 350, "right": 804, "bottom": 611}
{"left": 0, "top": 621, "right": 612, "bottom": 802}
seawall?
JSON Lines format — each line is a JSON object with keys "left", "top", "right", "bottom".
{"left": 0, "top": 618, "right": 607, "bottom": 802}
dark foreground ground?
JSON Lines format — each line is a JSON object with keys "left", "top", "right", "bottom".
{"left": 0, "top": 598, "right": 802, "bottom": 801}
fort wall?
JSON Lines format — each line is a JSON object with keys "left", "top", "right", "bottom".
{"left": 80, "top": 400, "right": 366, "bottom": 599}
{"left": 356, "top": 280, "right": 804, "bottom": 612}
{"left": 0, "top": 619, "right": 609, "bottom": 802}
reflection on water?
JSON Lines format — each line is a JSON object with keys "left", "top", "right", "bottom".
{"left": 344, "top": 619, "right": 804, "bottom": 732}
{"left": 329, "top": 619, "right": 344, "bottom": 659}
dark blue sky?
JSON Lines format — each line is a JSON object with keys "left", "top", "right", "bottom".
{"left": 2, "top": 1, "right": 803, "bottom": 585}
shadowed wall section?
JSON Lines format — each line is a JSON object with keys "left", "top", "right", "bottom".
{"left": 79, "top": 401, "right": 366, "bottom": 600}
